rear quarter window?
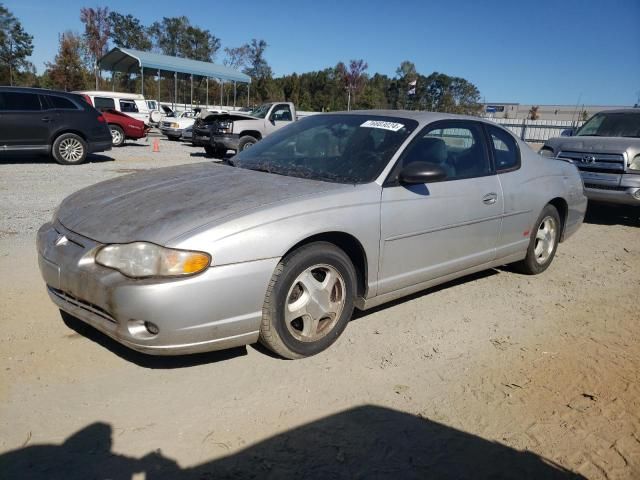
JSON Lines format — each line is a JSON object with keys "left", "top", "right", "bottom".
{"left": 120, "top": 100, "right": 139, "bottom": 113}
{"left": 487, "top": 125, "right": 520, "bottom": 172}
{"left": 94, "top": 97, "right": 115, "bottom": 110}
{"left": 47, "top": 95, "right": 79, "bottom": 110}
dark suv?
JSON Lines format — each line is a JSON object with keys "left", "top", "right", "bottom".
{"left": 0, "top": 87, "right": 112, "bottom": 165}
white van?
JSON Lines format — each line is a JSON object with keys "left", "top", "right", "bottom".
{"left": 75, "top": 91, "right": 151, "bottom": 125}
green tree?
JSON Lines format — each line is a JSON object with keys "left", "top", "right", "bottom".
{"left": 80, "top": 6, "right": 110, "bottom": 88}
{"left": 108, "top": 11, "right": 151, "bottom": 50}
{"left": 414, "top": 72, "right": 481, "bottom": 115}
{"left": 243, "top": 39, "right": 272, "bottom": 102}
{"left": 149, "top": 16, "right": 219, "bottom": 60}
{"left": 45, "top": 31, "right": 89, "bottom": 91}
{"left": 0, "top": 3, "right": 34, "bottom": 85}
{"left": 182, "top": 25, "right": 220, "bottom": 61}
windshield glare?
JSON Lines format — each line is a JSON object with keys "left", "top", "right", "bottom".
{"left": 231, "top": 114, "right": 418, "bottom": 184}
{"left": 577, "top": 112, "right": 640, "bottom": 138}
{"left": 249, "top": 104, "right": 272, "bottom": 119}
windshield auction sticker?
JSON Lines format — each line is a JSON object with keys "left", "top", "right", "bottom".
{"left": 360, "top": 120, "right": 405, "bottom": 132}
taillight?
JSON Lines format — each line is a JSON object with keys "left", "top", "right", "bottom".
{"left": 97, "top": 115, "right": 106, "bottom": 123}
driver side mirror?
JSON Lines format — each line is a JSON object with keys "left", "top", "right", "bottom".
{"left": 399, "top": 162, "right": 447, "bottom": 184}
{"left": 561, "top": 128, "right": 575, "bottom": 137}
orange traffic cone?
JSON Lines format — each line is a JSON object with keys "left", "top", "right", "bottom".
{"left": 153, "top": 138, "right": 160, "bottom": 152}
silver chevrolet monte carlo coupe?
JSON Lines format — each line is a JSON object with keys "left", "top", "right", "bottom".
{"left": 37, "top": 111, "right": 587, "bottom": 359}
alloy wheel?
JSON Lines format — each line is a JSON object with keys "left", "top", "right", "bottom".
{"left": 284, "top": 264, "right": 346, "bottom": 342}
{"left": 534, "top": 216, "right": 557, "bottom": 264}
{"left": 59, "top": 138, "right": 84, "bottom": 163}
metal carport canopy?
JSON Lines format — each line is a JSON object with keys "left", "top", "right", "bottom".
{"left": 98, "top": 47, "right": 251, "bottom": 84}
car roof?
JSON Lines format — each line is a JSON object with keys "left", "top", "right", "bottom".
{"left": 0, "top": 86, "right": 81, "bottom": 97}
{"left": 328, "top": 109, "right": 502, "bottom": 127}
{"left": 74, "top": 90, "right": 146, "bottom": 100}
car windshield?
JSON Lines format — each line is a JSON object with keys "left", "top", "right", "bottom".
{"left": 248, "top": 104, "right": 272, "bottom": 118}
{"left": 576, "top": 112, "right": 640, "bottom": 138}
{"left": 231, "top": 114, "right": 418, "bottom": 184}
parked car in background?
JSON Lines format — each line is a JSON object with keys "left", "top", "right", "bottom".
{"left": 192, "top": 102, "right": 297, "bottom": 157}
{"left": 0, "top": 86, "right": 112, "bottom": 165}
{"left": 145, "top": 99, "right": 165, "bottom": 125}
{"left": 74, "top": 91, "right": 151, "bottom": 125}
{"left": 541, "top": 109, "right": 640, "bottom": 205}
{"left": 80, "top": 94, "right": 148, "bottom": 147}
{"left": 161, "top": 110, "right": 198, "bottom": 140}
{"left": 37, "top": 111, "right": 586, "bottom": 359}
{"left": 162, "top": 109, "right": 227, "bottom": 141}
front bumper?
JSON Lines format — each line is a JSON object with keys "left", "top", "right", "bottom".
{"left": 88, "top": 138, "right": 113, "bottom": 153}
{"left": 584, "top": 186, "right": 640, "bottom": 205}
{"left": 161, "top": 127, "right": 183, "bottom": 139}
{"left": 212, "top": 134, "right": 240, "bottom": 151}
{"left": 192, "top": 127, "right": 211, "bottom": 146}
{"left": 37, "top": 221, "right": 278, "bottom": 355}
{"left": 581, "top": 173, "right": 640, "bottom": 206}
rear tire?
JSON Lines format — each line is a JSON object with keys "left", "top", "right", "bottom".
{"left": 51, "top": 133, "right": 88, "bottom": 165}
{"left": 513, "top": 204, "right": 561, "bottom": 275}
{"left": 259, "top": 242, "right": 356, "bottom": 359}
{"left": 238, "top": 135, "right": 258, "bottom": 151}
{"left": 109, "top": 125, "right": 125, "bottom": 147}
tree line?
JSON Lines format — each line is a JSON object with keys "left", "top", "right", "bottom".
{"left": 0, "top": 4, "right": 482, "bottom": 114}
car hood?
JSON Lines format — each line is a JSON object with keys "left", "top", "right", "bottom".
{"left": 57, "top": 163, "right": 347, "bottom": 245}
{"left": 175, "top": 118, "right": 195, "bottom": 128}
{"left": 546, "top": 136, "right": 640, "bottom": 158}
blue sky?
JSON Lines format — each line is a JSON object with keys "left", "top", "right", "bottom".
{"left": 5, "top": 0, "right": 640, "bottom": 105}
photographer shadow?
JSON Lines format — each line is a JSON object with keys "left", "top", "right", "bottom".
{"left": 1, "top": 406, "right": 584, "bottom": 479}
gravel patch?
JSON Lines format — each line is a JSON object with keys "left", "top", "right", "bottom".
{"left": 0, "top": 132, "right": 214, "bottom": 242}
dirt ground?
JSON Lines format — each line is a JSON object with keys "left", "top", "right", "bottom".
{"left": 0, "top": 137, "right": 639, "bottom": 479}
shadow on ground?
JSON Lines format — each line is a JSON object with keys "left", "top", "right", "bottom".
{"left": 60, "top": 311, "right": 247, "bottom": 369}
{"left": 584, "top": 202, "right": 639, "bottom": 227}
{"left": 0, "top": 406, "right": 584, "bottom": 479}
{"left": 0, "top": 153, "right": 114, "bottom": 165}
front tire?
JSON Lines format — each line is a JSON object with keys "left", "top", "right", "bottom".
{"left": 51, "top": 133, "right": 88, "bottom": 165}
{"left": 238, "top": 135, "right": 258, "bottom": 151}
{"left": 259, "top": 242, "right": 356, "bottom": 359}
{"left": 514, "top": 204, "right": 561, "bottom": 275}
{"left": 109, "top": 125, "right": 125, "bottom": 147}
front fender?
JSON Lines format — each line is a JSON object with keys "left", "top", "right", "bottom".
{"left": 170, "top": 184, "right": 382, "bottom": 295}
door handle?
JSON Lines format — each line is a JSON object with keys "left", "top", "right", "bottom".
{"left": 41, "top": 117, "right": 51, "bottom": 122}
{"left": 482, "top": 193, "right": 498, "bottom": 205}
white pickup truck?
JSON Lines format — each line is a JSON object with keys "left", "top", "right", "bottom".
{"left": 192, "top": 102, "right": 297, "bottom": 158}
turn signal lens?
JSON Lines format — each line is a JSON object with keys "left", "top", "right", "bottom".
{"left": 95, "top": 242, "right": 211, "bottom": 278}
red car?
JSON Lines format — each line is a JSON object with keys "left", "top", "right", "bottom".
{"left": 80, "top": 94, "right": 149, "bottom": 147}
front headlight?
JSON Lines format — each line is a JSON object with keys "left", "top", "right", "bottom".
{"left": 539, "top": 147, "right": 555, "bottom": 158}
{"left": 216, "top": 121, "right": 233, "bottom": 133}
{"left": 171, "top": 122, "right": 180, "bottom": 128}
{"left": 629, "top": 155, "right": 640, "bottom": 172}
{"left": 95, "top": 242, "right": 211, "bottom": 278}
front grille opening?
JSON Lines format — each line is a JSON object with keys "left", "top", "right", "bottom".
{"left": 48, "top": 286, "right": 115, "bottom": 323}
